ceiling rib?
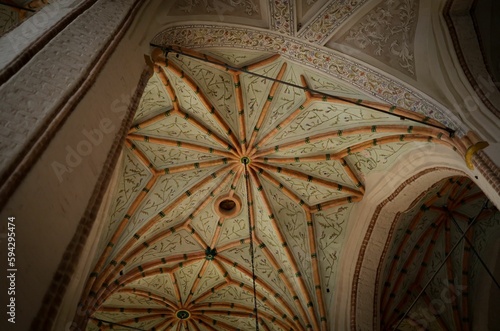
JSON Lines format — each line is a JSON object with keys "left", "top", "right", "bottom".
{"left": 197, "top": 256, "right": 301, "bottom": 330}
{"left": 391, "top": 193, "right": 491, "bottom": 330}
{"left": 89, "top": 317, "right": 146, "bottom": 330}
{"left": 252, "top": 166, "right": 312, "bottom": 210}
{"left": 254, "top": 124, "right": 458, "bottom": 159}
{"left": 184, "top": 260, "right": 210, "bottom": 305}
{"left": 305, "top": 211, "right": 328, "bottom": 328}
{"left": 249, "top": 168, "right": 320, "bottom": 330}
{"left": 95, "top": 252, "right": 205, "bottom": 307}
{"left": 257, "top": 162, "right": 362, "bottom": 197}
{"left": 118, "top": 288, "right": 178, "bottom": 310}
{"left": 127, "top": 135, "right": 234, "bottom": 159}
{"left": 91, "top": 166, "right": 234, "bottom": 291}
{"left": 308, "top": 93, "right": 446, "bottom": 131}
{"left": 246, "top": 62, "right": 288, "bottom": 149}
{"left": 234, "top": 67, "right": 247, "bottom": 155}
{"left": 252, "top": 236, "right": 310, "bottom": 326}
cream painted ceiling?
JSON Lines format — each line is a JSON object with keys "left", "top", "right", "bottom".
{"left": 77, "top": 45, "right": 474, "bottom": 331}
{"left": 72, "top": 1, "right": 500, "bottom": 330}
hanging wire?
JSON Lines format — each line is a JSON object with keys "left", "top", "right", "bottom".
{"left": 445, "top": 204, "right": 500, "bottom": 289}
{"left": 243, "top": 158, "right": 260, "bottom": 330}
{"left": 90, "top": 317, "right": 146, "bottom": 331}
{"left": 150, "top": 44, "right": 456, "bottom": 137}
{"left": 392, "top": 198, "right": 491, "bottom": 330}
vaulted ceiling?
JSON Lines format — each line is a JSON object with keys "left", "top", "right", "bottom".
{"left": 380, "top": 176, "right": 499, "bottom": 330}
{"left": 69, "top": 1, "right": 500, "bottom": 330}
{"left": 76, "top": 45, "right": 500, "bottom": 331}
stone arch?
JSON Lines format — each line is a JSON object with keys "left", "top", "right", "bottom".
{"left": 347, "top": 142, "right": 498, "bottom": 330}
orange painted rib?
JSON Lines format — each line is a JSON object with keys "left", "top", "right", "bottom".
{"left": 125, "top": 139, "right": 157, "bottom": 171}
{"left": 91, "top": 256, "right": 204, "bottom": 314}
{"left": 257, "top": 162, "right": 363, "bottom": 198}
{"left": 185, "top": 260, "right": 209, "bottom": 304}
{"left": 248, "top": 95, "right": 312, "bottom": 155}
{"left": 79, "top": 174, "right": 158, "bottom": 309}
{"left": 103, "top": 169, "right": 236, "bottom": 285}
{"left": 341, "top": 158, "right": 365, "bottom": 193}
{"left": 196, "top": 315, "right": 233, "bottom": 331}
{"left": 187, "top": 281, "right": 229, "bottom": 309}
{"left": 305, "top": 212, "right": 327, "bottom": 331}
{"left": 188, "top": 319, "right": 201, "bottom": 331}
{"left": 233, "top": 72, "right": 247, "bottom": 154}
{"left": 254, "top": 238, "right": 310, "bottom": 328}
{"left": 254, "top": 124, "right": 456, "bottom": 159}
{"left": 252, "top": 164, "right": 311, "bottom": 211}
{"left": 215, "top": 257, "right": 304, "bottom": 330}
{"left": 167, "top": 46, "right": 238, "bottom": 74}
{"left": 128, "top": 134, "right": 234, "bottom": 158}
{"left": 176, "top": 107, "right": 239, "bottom": 157}
{"left": 249, "top": 169, "right": 320, "bottom": 331}
{"left": 247, "top": 62, "right": 288, "bottom": 149}
{"left": 118, "top": 288, "right": 177, "bottom": 311}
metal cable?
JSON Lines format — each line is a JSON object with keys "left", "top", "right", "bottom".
{"left": 393, "top": 199, "right": 490, "bottom": 330}
{"left": 445, "top": 204, "right": 500, "bottom": 289}
{"left": 243, "top": 159, "right": 260, "bottom": 330}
